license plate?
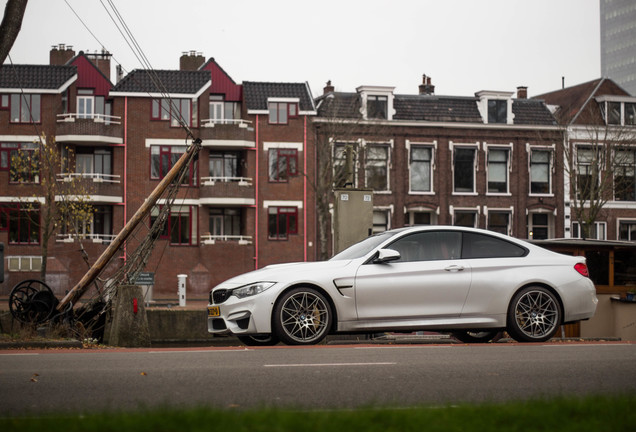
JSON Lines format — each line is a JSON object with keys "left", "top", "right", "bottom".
{"left": 208, "top": 306, "right": 220, "bottom": 317}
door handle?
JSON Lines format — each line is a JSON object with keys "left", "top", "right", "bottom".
{"left": 444, "top": 265, "right": 464, "bottom": 272}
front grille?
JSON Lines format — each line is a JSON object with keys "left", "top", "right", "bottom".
{"left": 213, "top": 289, "right": 232, "bottom": 304}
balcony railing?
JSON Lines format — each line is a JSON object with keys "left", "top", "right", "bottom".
{"left": 56, "top": 233, "right": 116, "bottom": 244}
{"left": 201, "top": 234, "right": 253, "bottom": 245}
{"left": 57, "top": 113, "right": 122, "bottom": 125}
{"left": 201, "top": 118, "right": 252, "bottom": 128}
{"left": 57, "top": 173, "right": 121, "bottom": 184}
{"left": 201, "top": 176, "right": 252, "bottom": 186}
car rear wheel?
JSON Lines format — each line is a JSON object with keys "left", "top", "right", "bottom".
{"left": 273, "top": 287, "right": 332, "bottom": 345}
{"left": 237, "top": 334, "right": 280, "bottom": 346}
{"left": 452, "top": 330, "right": 503, "bottom": 343}
{"left": 507, "top": 286, "right": 561, "bottom": 342}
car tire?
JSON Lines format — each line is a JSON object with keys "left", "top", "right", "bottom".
{"left": 273, "top": 287, "right": 332, "bottom": 345}
{"left": 452, "top": 330, "right": 503, "bottom": 343}
{"left": 237, "top": 334, "right": 279, "bottom": 346}
{"left": 507, "top": 286, "right": 561, "bottom": 342}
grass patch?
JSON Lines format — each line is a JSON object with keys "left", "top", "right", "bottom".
{"left": 1, "top": 394, "right": 634, "bottom": 432}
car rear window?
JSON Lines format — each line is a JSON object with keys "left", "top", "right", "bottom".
{"left": 462, "top": 232, "right": 527, "bottom": 259}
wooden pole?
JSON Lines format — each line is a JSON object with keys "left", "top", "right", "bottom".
{"left": 56, "top": 139, "right": 201, "bottom": 311}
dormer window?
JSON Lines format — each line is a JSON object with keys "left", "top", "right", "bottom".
{"left": 488, "top": 99, "right": 507, "bottom": 123}
{"left": 598, "top": 97, "right": 636, "bottom": 126}
{"left": 357, "top": 86, "right": 395, "bottom": 120}
{"left": 367, "top": 95, "right": 388, "bottom": 119}
{"left": 268, "top": 100, "right": 298, "bottom": 124}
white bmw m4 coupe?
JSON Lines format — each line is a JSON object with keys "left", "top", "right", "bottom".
{"left": 207, "top": 226, "right": 597, "bottom": 345}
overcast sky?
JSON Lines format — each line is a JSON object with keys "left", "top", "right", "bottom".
{"left": 3, "top": 0, "right": 601, "bottom": 98}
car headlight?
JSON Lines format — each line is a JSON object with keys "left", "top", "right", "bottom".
{"left": 232, "top": 282, "right": 276, "bottom": 299}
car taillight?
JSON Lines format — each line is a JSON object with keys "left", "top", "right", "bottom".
{"left": 574, "top": 263, "right": 589, "bottom": 277}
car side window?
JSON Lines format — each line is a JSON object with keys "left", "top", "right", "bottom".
{"left": 461, "top": 232, "right": 527, "bottom": 259}
{"left": 389, "top": 231, "right": 462, "bottom": 262}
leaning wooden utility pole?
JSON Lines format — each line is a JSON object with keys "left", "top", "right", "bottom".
{"left": 56, "top": 138, "right": 202, "bottom": 311}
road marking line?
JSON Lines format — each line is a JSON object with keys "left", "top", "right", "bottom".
{"left": 264, "top": 362, "right": 396, "bottom": 367}
{"left": 355, "top": 346, "right": 451, "bottom": 350}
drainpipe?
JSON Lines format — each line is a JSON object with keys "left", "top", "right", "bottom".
{"left": 303, "top": 115, "right": 307, "bottom": 262}
{"left": 123, "top": 96, "right": 128, "bottom": 262}
{"left": 254, "top": 114, "right": 259, "bottom": 269}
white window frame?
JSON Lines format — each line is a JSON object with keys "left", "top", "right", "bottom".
{"left": 485, "top": 206, "right": 514, "bottom": 236}
{"left": 407, "top": 140, "right": 436, "bottom": 195}
{"left": 571, "top": 221, "right": 607, "bottom": 240}
{"left": 485, "top": 142, "right": 513, "bottom": 196}
{"left": 450, "top": 142, "right": 479, "bottom": 196}
{"left": 362, "top": 139, "right": 393, "bottom": 194}
{"left": 527, "top": 210, "right": 555, "bottom": 240}
{"left": 617, "top": 218, "right": 636, "bottom": 241}
{"left": 450, "top": 205, "right": 480, "bottom": 228}
{"left": 527, "top": 144, "right": 555, "bottom": 197}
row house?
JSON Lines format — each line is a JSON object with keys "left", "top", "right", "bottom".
{"left": 314, "top": 78, "right": 563, "bottom": 257}
{"left": 0, "top": 46, "right": 317, "bottom": 300}
{"left": 537, "top": 78, "right": 636, "bottom": 242}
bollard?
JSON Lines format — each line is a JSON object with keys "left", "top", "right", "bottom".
{"left": 178, "top": 274, "right": 187, "bottom": 307}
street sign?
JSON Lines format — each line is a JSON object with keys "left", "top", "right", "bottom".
{"left": 134, "top": 272, "right": 154, "bottom": 285}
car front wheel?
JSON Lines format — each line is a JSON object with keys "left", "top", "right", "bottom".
{"left": 507, "top": 286, "right": 561, "bottom": 342}
{"left": 273, "top": 287, "right": 332, "bottom": 345}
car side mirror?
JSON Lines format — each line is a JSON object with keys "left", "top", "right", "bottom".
{"left": 373, "top": 248, "right": 401, "bottom": 264}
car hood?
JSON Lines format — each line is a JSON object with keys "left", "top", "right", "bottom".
{"left": 214, "top": 260, "right": 354, "bottom": 289}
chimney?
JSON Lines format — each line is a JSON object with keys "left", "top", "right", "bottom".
{"left": 86, "top": 49, "right": 112, "bottom": 81}
{"left": 50, "top": 44, "right": 75, "bottom": 65}
{"left": 419, "top": 74, "right": 435, "bottom": 95}
{"left": 180, "top": 51, "right": 205, "bottom": 71}
{"left": 517, "top": 86, "right": 528, "bottom": 99}
{"left": 116, "top": 64, "right": 124, "bottom": 84}
{"left": 323, "top": 80, "right": 335, "bottom": 95}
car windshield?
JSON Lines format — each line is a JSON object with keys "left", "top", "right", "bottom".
{"left": 329, "top": 231, "right": 397, "bottom": 261}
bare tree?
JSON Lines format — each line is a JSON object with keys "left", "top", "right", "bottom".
{"left": 10, "top": 134, "right": 94, "bottom": 280}
{"left": 0, "top": 0, "right": 28, "bottom": 66}
{"left": 563, "top": 123, "right": 636, "bottom": 239}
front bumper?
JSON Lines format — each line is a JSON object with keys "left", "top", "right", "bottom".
{"left": 207, "top": 289, "right": 277, "bottom": 336}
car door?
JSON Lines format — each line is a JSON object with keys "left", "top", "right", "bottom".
{"left": 354, "top": 230, "right": 472, "bottom": 321}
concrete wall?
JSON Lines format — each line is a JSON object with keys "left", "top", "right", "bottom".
{"left": 581, "top": 294, "right": 636, "bottom": 341}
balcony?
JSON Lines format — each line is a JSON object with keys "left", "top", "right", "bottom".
{"left": 56, "top": 173, "right": 123, "bottom": 199}
{"left": 56, "top": 233, "right": 116, "bottom": 244}
{"left": 199, "top": 119, "right": 255, "bottom": 148}
{"left": 56, "top": 113, "right": 124, "bottom": 144}
{"left": 201, "top": 234, "right": 253, "bottom": 245}
{"left": 200, "top": 176, "right": 255, "bottom": 204}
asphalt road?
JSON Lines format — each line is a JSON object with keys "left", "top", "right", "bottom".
{"left": 1, "top": 342, "right": 635, "bottom": 415}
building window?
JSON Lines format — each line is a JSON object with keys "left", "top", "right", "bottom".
{"left": 626, "top": 103, "right": 636, "bottom": 125}
{"left": 576, "top": 147, "right": 599, "bottom": 200}
{"left": 487, "top": 211, "right": 510, "bottom": 235}
{"left": 268, "top": 207, "right": 298, "bottom": 240}
{"left": 618, "top": 220, "right": 636, "bottom": 241}
{"left": 333, "top": 143, "right": 357, "bottom": 188}
{"left": 76, "top": 148, "right": 112, "bottom": 177}
{"left": 3, "top": 142, "right": 39, "bottom": 183}
{"left": 607, "top": 101, "right": 621, "bottom": 125}
{"left": 10, "top": 94, "right": 41, "bottom": 123}
{"left": 528, "top": 213, "right": 551, "bottom": 240}
{"left": 410, "top": 146, "right": 432, "bottom": 192}
{"left": 372, "top": 209, "right": 390, "bottom": 234}
{"left": 405, "top": 210, "right": 435, "bottom": 226}
{"left": 0, "top": 94, "right": 9, "bottom": 109}
{"left": 150, "top": 145, "right": 197, "bottom": 186}
{"left": 209, "top": 208, "right": 241, "bottom": 237}
{"left": 572, "top": 221, "right": 606, "bottom": 240}
{"left": 367, "top": 95, "right": 387, "bottom": 119}
{"left": 365, "top": 145, "right": 389, "bottom": 191}
{"left": 77, "top": 89, "right": 94, "bottom": 119}
{"left": 2, "top": 204, "right": 40, "bottom": 244}
{"left": 150, "top": 205, "right": 197, "bottom": 245}
{"left": 209, "top": 152, "right": 240, "bottom": 179}
{"left": 61, "top": 205, "right": 113, "bottom": 239}
{"left": 209, "top": 95, "right": 239, "bottom": 123}
{"left": 488, "top": 99, "right": 507, "bottom": 123}
{"left": 530, "top": 150, "right": 551, "bottom": 194}
{"left": 487, "top": 149, "right": 509, "bottom": 194}
{"left": 614, "top": 149, "right": 635, "bottom": 201}
{"left": 151, "top": 98, "right": 193, "bottom": 127}
{"left": 6, "top": 255, "right": 42, "bottom": 272}
{"left": 454, "top": 211, "right": 477, "bottom": 228}
{"left": 453, "top": 147, "right": 476, "bottom": 193}
{"left": 268, "top": 102, "right": 298, "bottom": 124}
{"left": 268, "top": 148, "right": 298, "bottom": 182}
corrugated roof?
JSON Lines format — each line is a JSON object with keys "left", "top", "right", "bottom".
{"left": 243, "top": 81, "right": 316, "bottom": 112}
{"left": 111, "top": 69, "right": 210, "bottom": 95}
{"left": 0, "top": 64, "right": 76, "bottom": 90}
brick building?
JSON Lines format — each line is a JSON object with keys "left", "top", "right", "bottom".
{"left": 314, "top": 77, "right": 564, "bottom": 258}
